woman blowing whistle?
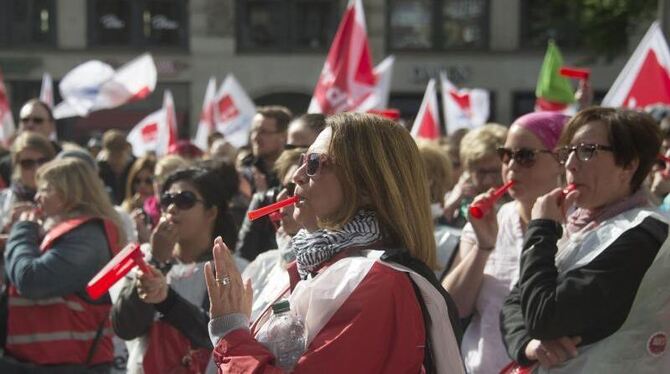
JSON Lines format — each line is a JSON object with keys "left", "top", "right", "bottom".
{"left": 501, "top": 108, "right": 670, "bottom": 373}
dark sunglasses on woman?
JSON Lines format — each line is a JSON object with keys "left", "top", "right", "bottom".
{"left": 496, "top": 147, "right": 555, "bottom": 168}
{"left": 160, "top": 191, "right": 204, "bottom": 210}
{"left": 556, "top": 143, "right": 615, "bottom": 165}
{"left": 18, "top": 157, "right": 51, "bottom": 170}
{"left": 299, "top": 153, "right": 330, "bottom": 177}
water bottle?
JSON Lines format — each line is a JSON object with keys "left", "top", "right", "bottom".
{"left": 261, "top": 300, "right": 306, "bottom": 371}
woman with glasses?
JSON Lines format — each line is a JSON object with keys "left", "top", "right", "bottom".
{"left": 2, "top": 158, "right": 127, "bottom": 372}
{"left": 0, "top": 132, "right": 55, "bottom": 249}
{"left": 442, "top": 112, "right": 569, "bottom": 374}
{"left": 121, "top": 156, "right": 157, "bottom": 244}
{"left": 112, "top": 164, "right": 246, "bottom": 374}
{"left": 501, "top": 107, "right": 669, "bottom": 373}
{"left": 205, "top": 113, "right": 464, "bottom": 373}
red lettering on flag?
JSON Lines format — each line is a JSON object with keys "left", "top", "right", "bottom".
{"left": 218, "top": 95, "right": 239, "bottom": 122}
{"left": 141, "top": 122, "right": 158, "bottom": 141}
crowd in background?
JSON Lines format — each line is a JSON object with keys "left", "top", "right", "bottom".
{"left": 0, "top": 96, "right": 667, "bottom": 373}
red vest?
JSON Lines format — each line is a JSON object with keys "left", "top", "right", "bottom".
{"left": 6, "top": 217, "right": 121, "bottom": 366}
{"left": 143, "top": 321, "right": 211, "bottom": 374}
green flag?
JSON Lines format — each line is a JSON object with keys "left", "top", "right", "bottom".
{"left": 536, "top": 41, "right": 575, "bottom": 106}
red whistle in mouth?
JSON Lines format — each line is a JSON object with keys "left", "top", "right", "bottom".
{"left": 562, "top": 183, "right": 577, "bottom": 196}
{"left": 247, "top": 195, "right": 301, "bottom": 221}
{"left": 469, "top": 181, "right": 515, "bottom": 219}
{"left": 86, "top": 243, "right": 152, "bottom": 300}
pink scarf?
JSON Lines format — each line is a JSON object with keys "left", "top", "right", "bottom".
{"left": 566, "top": 188, "right": 649, "bottom": 235}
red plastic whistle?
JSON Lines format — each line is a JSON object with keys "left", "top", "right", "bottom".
{"left": 562, "top": 183, "right": 577, "bottom": 196}
{"left": 247, "top": 195, "right": 300, "bottom": 221}
{"left": 86, "top": 243, "right": 152, "bottom": 300}
{"left": 469, "top": 180, "right": 515, "bottom": 219}
{"left": 559, "top": 66, "right": 591, "bottom": 80}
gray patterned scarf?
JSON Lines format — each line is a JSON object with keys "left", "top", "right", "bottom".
{"left": 293, "top": 210, "right": 383, "bottom": 279}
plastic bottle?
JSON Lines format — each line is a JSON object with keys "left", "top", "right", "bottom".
{"left": 261, "top": 300, "right": 306, "bottom": 371}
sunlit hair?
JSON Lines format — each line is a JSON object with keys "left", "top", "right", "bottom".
{"left": 459, "top": 124, "right": 507, "bottom": 170}
{"left": 273, "top": 148, "right": 306, "bottom": 182}
{"left": 417, "top": 141, "right": 454, "bottom": 205}
{"left": 36, "top": 158, "right": 127, "bottom": 248}
{"left": 559, "top": 107, "right": 661, "bottom": 192}
{"left": 154, "top": 155, "right": 189, "bottom": 189}
{"left": 326, "top": 113, "right": 437, "bottom": 269}
{"left": 11, "top": 132, "right": 56, "bottom": 180}
{"left": 122, "top": 156, "right": 157, "bottom": 212}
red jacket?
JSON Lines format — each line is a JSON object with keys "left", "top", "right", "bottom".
{"left": 214, "top": 260, "right": 426, "bottom": 373}
{"left": 6, "top": 217, "right": 120, "bottom": 366}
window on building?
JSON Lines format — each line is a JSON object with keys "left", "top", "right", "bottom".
{"left": 519, "top": 1, "right": 583, "bottom": 49}
{"left": 88, "top": 0, "right": 188, "bottom": 48}
{"left": 0, "top": 0, "right": 56, "bottom": 46}
{"left": 388, "top": 0, "right": 488, "bottom": 51}
{"left": 236, "top": 0, "right": 338, "bottom": 52}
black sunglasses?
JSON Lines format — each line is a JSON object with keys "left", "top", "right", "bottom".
{"left": 299, "top": 152, "right": 330, "bottom": 177}
{"left": 496, "top": 147, "right": 554, "bottom": 168}
{"left": 160, "top": 191, "right": 204, "bottom": 211}
{"left": 18, "top": 157, "right": 50, "bottom": 169}
{"left": 20, "top": 116, "right": 46, "bottom": 124}
{"left": 134, "top": 176, "right": 154, "bottom": 186}
{"left": 557, "top": 143, "right": 615, "bottom": 165}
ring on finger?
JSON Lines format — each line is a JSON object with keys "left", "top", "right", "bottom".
{"left": 216, "top": 276, "right": 231, "bottom": 286}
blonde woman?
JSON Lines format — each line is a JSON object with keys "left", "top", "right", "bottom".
{"left": 206, "top": 113, "right": 464, "bottom": 373}
{"left": 2, "top": 158, "right": 126, "bottom": 371}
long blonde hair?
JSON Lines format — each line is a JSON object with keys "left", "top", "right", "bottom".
{"left": 37, "top": 158, "right": 127, "bottom": 248}
{"left": 326, "top": 113, "right": 437, "bottom": 269}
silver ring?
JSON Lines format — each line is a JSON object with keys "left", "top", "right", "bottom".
{"left": 216, "top": 276, "right": 231, "bottom": 286}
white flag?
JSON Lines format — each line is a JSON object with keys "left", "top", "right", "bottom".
{"left": 54, "top": 53, "right": 157, "bottom": 119}
{"left": 40, "top": 72, "right": 54, "bottom": 109}
{"left": 440, "top": 72, "right": 489, "bottom": 134}
{"left": 193, "top": 77, "right": 217, "bottom": 151}
{"left": 602, "top": 21, "right": 670, "bottom": 109}
{"left": 127, "top": 90, "right": 177, "bottom": 157}
{"left": 213, "top": 75, "right": 256, "bottom": 148}
{"left": 410, "top": 79, "right": 440, "bottom": 140}
{"left": 0, "top": 69, "right": 15, "bottom": 146}
{"left": 355, "top": 55, "right": 395, "bottom": 112}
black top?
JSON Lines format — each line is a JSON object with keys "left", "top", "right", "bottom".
{"left": 235, "top": 191, "right": 278, "bottom": 262}
{"left": 500, "top": 216, "right": 667, "bottom": 365}
{"left": 97, "top": 158, "right": 134, "bottom": 206}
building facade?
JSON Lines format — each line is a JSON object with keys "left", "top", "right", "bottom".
{"left": 0, "top": 0, "right": 652, "bottom": 143}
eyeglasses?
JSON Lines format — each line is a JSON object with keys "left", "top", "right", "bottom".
{"left": 160, "top": 191, "right": 204, "bottom": 211}
{"left": 298, "top": 152, "right": 330, "bottom": 177}
{"left": 20, "top": 117, "right": 47, "bottom": 124}
{"left": 497, "top": 147, "right": 555, "bottom": 168}
{"left": 133, "top": 176, "right": 154, "bottom": 186}
{"left": 557, "top": 143, "right": 615, "bottom": 164}
{"left": 18, "top": 157, "right": 50, "bottom": 170}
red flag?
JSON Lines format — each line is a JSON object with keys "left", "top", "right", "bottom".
{"left": 0, "top": 69, "right": 15, "bottom": 145}
{"left": 440, "top": 72, "right": 489, "bottom": 134}
{"left": 411, "top": 79, "right": 440, "bottom": 140}
{"left": 309, "top": 0, "right": 389, "bottom": 114}
{"left": 603, "top": 22, "right": 670, "bottom": 109}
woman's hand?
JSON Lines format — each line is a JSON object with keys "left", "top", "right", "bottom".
{"left": 531, "top": 187, "right": 579, "bottom": 222}
{"left": 468, "top": 189, "right": 499, "bottom": 249}
{"left": 205, "top": 236, "right": 253, "bottom": 319}
{"left": 131, "top": 209, "right": 152, "bottom": 244}
{"left": 136, "top": 266, "right": 168, "bottom": 304}
{"left": 525, "top": 337, "right": 581, "bottom": 368}
{"left": 150, "top": 216, "right": 178, "bottom": 262}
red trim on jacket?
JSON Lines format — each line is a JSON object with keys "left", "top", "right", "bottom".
{"left": 6, "top": 217, "right": 120, "bottom": 366}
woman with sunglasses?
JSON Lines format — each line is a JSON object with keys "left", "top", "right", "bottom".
{"left": 2, "top": 158, "right": 127, "bottom": 372}
{"left": 205, "top": 113, "right": 464, "bottom": 373}
{"left": 501, "top": 108, "right": 669, "bottom": 373}
{"left": 112, "top": 164, "right": 246, "bottom": 374}
{"left": 0, "top": 132, "right": 55, "bottom": 250}
{"left": 122, "top": 156, "right": 157, "bottom": 244}
{"left": 442, "top": 112, "right": 569, "bottom": 374}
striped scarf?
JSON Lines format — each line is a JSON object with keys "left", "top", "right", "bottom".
{"left": 293, "top": 210, "right": 383, "bottom": 279}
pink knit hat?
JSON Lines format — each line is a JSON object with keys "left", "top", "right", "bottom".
{"left": 513, "top": 112, "right": 570, "bottom": 150}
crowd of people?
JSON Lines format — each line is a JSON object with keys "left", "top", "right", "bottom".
{"left": 0, "top": 96, "right": 667, "bottom": 373}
